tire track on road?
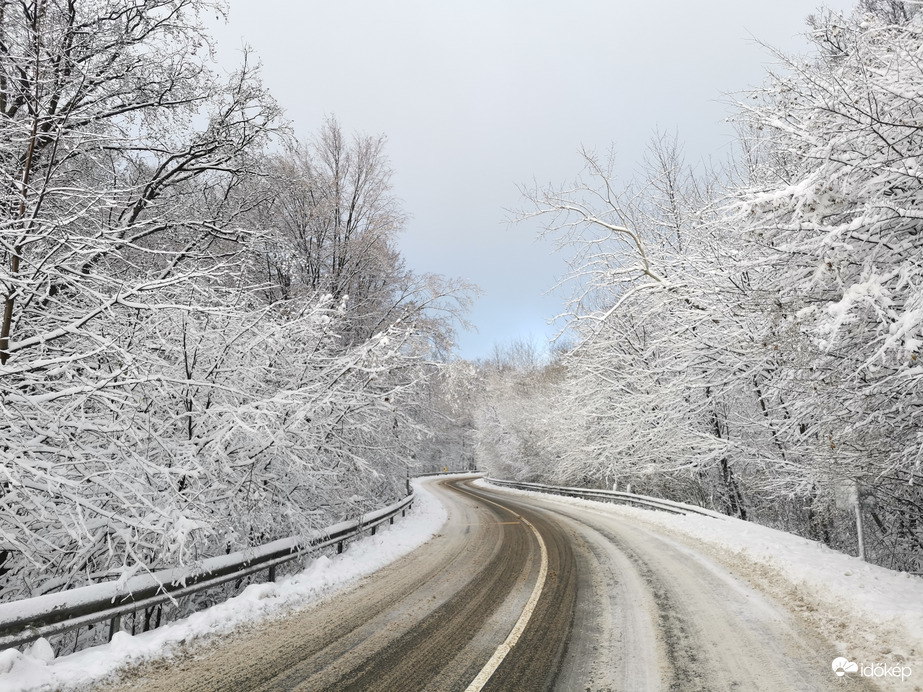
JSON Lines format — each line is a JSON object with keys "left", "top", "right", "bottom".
{"left": 455, "top": 483, "right": 577, "bottom": 692}
{"left": 98, "top": 478, "right": 574, "bottom": 692}
{"left": 305, "top": 482, "right": 537, "bottom": 691}
{"left": 503, "top": 488, "right": 880, "bottom": 691}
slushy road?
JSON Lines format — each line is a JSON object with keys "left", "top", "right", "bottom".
{"left": 101, "top": 477, "right": 870, "bottom": 691}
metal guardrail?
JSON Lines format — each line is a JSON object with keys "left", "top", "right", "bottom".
{"left": 415, "top": 469, "right": 481, "bottom": 478}
{"left": 486, "top": 478, "right": 724, "bottom": 519}
{"left": 0, "top": 493, "right": 414, "bottom": 652}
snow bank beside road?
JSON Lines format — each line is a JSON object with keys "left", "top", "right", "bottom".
{"left": 476, "top": 479, "right": 923, "bottom": 678}
{"left": 0, "top": 476, "right": 453, "bottom": 692}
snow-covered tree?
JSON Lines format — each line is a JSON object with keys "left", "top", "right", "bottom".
{"left": 0, "top": 1, "right": 477, "bottom": 602}
{"left": 472, "top": 339, "right": 565, "bottom": 482}
{"left": 486, "top": 4, "right": 923, "bottom": 571}
{"left": 0, "top": 0, "right": 289, "bottom": 597}
{"left": 732, "top": 4, "right": 923, "bottom": 563}
{"left": 513, "top": 138, "right": 766, "bottom": 516}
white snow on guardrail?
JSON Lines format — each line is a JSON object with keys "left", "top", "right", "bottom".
{"left": 0, "top": 476, "right": 452, "bottom": 692}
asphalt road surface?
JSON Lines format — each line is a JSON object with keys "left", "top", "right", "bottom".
{"left": 100, "top": 477, "right": 874, "bottom": 691}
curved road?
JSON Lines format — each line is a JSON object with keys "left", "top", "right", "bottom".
{"left": 101, "top": 478, "right": 872, "bottom": 691}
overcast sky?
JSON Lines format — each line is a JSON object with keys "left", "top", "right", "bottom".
{"left": 210, "top": 0, "right": 855, "bottom": 360}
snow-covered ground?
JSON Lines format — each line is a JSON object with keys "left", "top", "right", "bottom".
{"left": 5, "top": 474, "right": 919, "bottom": 691}
{"left": 0, "top": 476, "right": 454, "bottom": 692}
{"left": 475, "top": 478, "right": 923, "bottom": 688}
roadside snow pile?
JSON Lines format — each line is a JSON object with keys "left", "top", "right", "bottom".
{"left": 476, "top": 479, "right": 923, "bottom": 669}
{"left": 0, "top": 476, "right": 450, "bottom": 692}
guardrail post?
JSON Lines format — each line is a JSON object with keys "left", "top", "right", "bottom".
{"left": 337, "top": 541, "right": 344, "bottom": 554}
{"left": 371, "top": 524, "right": 377, "bottom": 536}
{"left": 389, "top": 516, "right": 394, "bottom": 525}
{"left": 108, "top": 614, "right": 120, "bottom": 641}
{"left": 268, "top": 565, "right": 276, "bottom": 582}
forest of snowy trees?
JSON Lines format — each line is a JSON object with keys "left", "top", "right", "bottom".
{"left": 2, "top": 0, "right": 921, "bottom": 611}
{"left": 0, "top": 0, "right": 474, "bottom": 602}
{"left": 473, "top": 0, "right": 923, "bottom": 573}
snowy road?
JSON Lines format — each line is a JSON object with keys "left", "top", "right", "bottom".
{"left": 98, "top": 478, "right": 878, "bottom": 691}
{"left": 518, "top": 490, "right": 876, "bottom": 691}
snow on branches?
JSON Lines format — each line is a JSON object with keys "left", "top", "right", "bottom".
{"left": 0, "top": 1, "right": 473, "bottom": 601}
{"left": 734, "top": 7, "right": 923, "bottom": 494}
{"left": 481, "top": 5, "right": 923, "bottom": 571}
